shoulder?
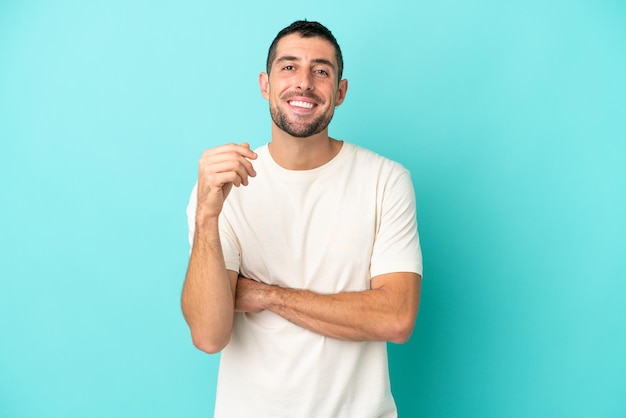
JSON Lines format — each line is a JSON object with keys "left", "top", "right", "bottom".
{"left": 343, "top": 142, "right": 410, "bottom": 179}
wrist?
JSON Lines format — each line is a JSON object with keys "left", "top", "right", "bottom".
{"left": 264, "top": 284, "right": 292, "bottom": 312}
{"left": 195, "top": 207, "right": 220, "bottom": 229}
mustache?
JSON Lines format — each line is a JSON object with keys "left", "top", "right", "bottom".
{"left": 281, "top": 91, "right": 324, "bottom": 104}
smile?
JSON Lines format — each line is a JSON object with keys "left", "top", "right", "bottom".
{"left": 288, "top": 100, "right": 315, "bottom": 109}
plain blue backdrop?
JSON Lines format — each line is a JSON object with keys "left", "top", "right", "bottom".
{"left": 1, "top": 0, "right": 625, "bottom": 417}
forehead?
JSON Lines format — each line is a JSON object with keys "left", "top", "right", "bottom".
{"left": 273, "top": 34, "right": 338, "bottom": 66}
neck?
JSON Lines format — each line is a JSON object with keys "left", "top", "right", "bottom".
{"left": 268, "top": 124, "right": 342, "bottom": 170}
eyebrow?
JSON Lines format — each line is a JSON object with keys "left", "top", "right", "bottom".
{"left": 275, "top": 56, "right": 336, "bottom": 70}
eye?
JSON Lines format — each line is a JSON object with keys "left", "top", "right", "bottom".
{"left": 282, "top": 65, "right": 295, "bottom": 71}
{"left": 315, "top": 69, "right": 329, "bottom": 77}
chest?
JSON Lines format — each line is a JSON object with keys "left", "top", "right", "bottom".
{"left": 226, "top": 174, "right": 381, "bottom": 291}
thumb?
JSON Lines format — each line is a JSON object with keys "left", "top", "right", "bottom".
{"left": 222, "top": 182, "right": 234, "bottom": 200}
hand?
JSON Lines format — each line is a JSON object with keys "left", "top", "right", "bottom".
{"left": 235, "top": 276, "right": 270, "bottom": 313}
{"left": 196, "top": 142, "right": 257, "bottom": 219}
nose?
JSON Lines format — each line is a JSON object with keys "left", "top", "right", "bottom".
{"left": 296, "top": 70, "right": 314, "bottom": 91}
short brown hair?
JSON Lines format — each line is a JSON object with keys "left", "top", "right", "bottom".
{"left": 266, "top": 20, "right": 344, "bottom": 80}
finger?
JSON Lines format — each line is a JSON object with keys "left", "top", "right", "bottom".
{"left": 201, "top": 146, "right": 257, "bottom": 174}
{"left": 199, "top": 160, "right": 248, "bottom": 188}
{"left": 238, "top": 142, "right": 257, "bottom": 157}
{"left": 201, "top": 156, "right": 255, "bottom": 186}
{"left": 201, "top": 152, "right": 256, "bottom": 183}
{"left": 207, "top": 143, "right": 257, "bottom": 161}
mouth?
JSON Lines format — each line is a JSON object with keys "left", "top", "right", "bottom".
{"left": 288, "top": 100, "right": 315, "bottom": 109}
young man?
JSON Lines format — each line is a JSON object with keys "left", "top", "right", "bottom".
{"left": 182, "top": 20, "right": 422, "bottom": 417}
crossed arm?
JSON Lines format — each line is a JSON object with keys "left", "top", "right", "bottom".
{"left": 183, "top": 258, "right": 420, "bottom": 354}
{"left": 235, "top": 272, "right": 421, "bottom": 344}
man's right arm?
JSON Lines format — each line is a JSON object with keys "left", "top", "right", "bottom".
{"left": 181, "top": 143, "right": 257, "bottom": 354}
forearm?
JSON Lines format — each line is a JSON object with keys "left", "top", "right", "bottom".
{"left": 181, "top": 217, "right": 235, "bottom": 353}
{"left": 270, "top": 288, "right": 407, "bottom": 342}
{"left": 239, "top": 273, "right": 420, "bottom": 343}
{"left": 182, "top": 142, "right": 257, "bottom": 353}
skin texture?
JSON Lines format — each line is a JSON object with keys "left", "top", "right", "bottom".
{"left": 181, "top": 33, "right": 421, "bottom": 354}
{"left": 181, "top": 143, "right": 256, "bottom": 353}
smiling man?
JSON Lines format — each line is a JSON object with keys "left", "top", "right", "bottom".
{"left": 182, "top": 20, "right": 423, "bottom": 417}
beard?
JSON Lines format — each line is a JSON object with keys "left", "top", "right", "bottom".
{"left": 269, "top": 100, "right": 334, "bottom": 138}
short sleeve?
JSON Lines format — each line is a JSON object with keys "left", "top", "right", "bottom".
{"left": 370, "top": 170, "right": 423, "bottom": 278}
{"left": 186, "top": 183, "right": 198, "bottom": 251}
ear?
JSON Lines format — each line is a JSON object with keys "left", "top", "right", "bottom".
{"left": 334, "top": 79, "right": 348, "bottom": 107}
{"left": 259, "top": 72, "right": 270, "bottom": 100}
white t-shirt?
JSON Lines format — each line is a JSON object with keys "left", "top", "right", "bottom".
{"left": 187, "top": 141, "right": 422, "bottom": 417}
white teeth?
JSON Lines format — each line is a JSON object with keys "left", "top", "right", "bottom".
{"left": 289, "top": 100, "right": 314, "bottom": 109}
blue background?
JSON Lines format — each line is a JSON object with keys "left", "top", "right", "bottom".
{"left": 1, "top": 0, "right": 625, "bottom": 417}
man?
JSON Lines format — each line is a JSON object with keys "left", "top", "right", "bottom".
{"left": 182, "top": 20, "right": 422, "bottom": 417}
